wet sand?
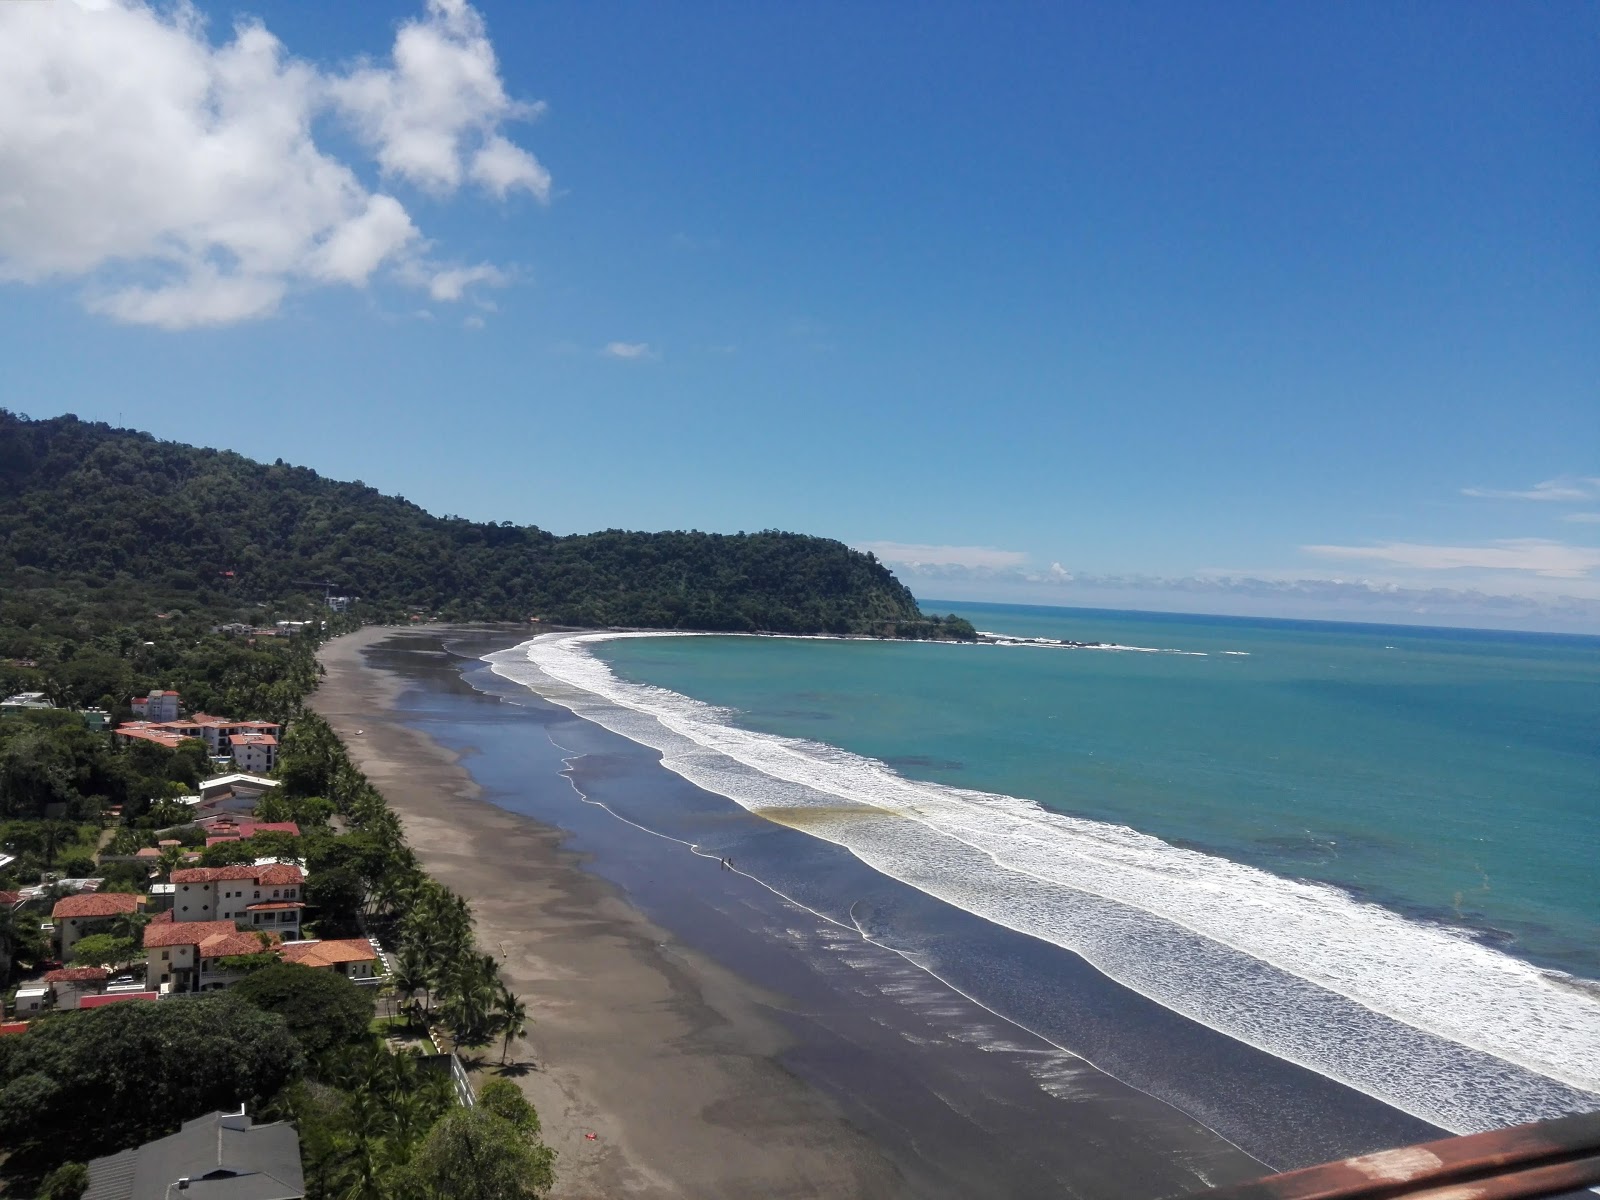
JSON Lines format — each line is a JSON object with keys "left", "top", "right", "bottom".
{"left": 312, "top": 625, "right": 1269, "bottom": 1199}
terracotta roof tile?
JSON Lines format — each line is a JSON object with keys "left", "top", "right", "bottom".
{"left": 52, "top": 893, "right": 141, "bottom": 919}
{"left": 279, "top": 939, "right": 378, "bottom": 968}
{"left": 170, "top": 864, "right": 303, "bottom": 885}
{"left": 44, "top": 967, "right": 109, "bottom": 983}
{"left": 245, "top": 901, "right": 304, "bottom": 911}
{"left": 199, "top": 929, "right": 280, "bottom": 958}
{"left": 144, "top": 919, "right": 237, "bottom": 948}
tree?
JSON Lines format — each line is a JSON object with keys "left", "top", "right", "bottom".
{"left": 390, "top": 947, "right": 428, "bottom": 1027}
{"left": 0, "top": 994, "right": 302, "bottom": 1158}
{"left": 38, "top": 1161, "right": 88, "bottom": 1200}
{"left": 477, "top": 1080, "right": 540, "bottom": 1138}
{"left": 494, "top": 988, "right": 528, "bottom": 1065}
{"left": 108, "top": 909, "right": 148, "bottom": 944}
{"left": 305, "top": 865, "right": 365, "bottom": 932}
{"left": 407, "top": 1108, "right": 556, "bottom": 1199}
{"left": 68, "top": 933, "right": 138, "bottom": 969}
{"left": 231, "top": 962, "right": 373, "bottom": 1060}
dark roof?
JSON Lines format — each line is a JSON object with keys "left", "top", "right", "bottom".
{"left": 85, "top": 1111, "right": 304, "bottom": 1200}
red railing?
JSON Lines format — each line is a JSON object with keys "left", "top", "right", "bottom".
{"left": 1182, "top": 1112, "right": 1600, "bottom": 1200}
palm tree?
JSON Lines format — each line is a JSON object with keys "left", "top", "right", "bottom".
{"left": 495, "top": 987, "right": 528, "bottom": 1065}
{"left": 331, "top": 1086, "right": 391, "bottom": 1200}
{"left": 156, "top": 844, "right": 185, "bottom": 881}
{"left": 390, "top": 946, "right": 428, "bottom": 1021}
{"left": 109, "top": 909, "right": 149, "bottom": 943}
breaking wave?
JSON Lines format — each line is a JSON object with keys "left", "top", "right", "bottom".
{"left": 486, "top": 631, "right": 1600, "bottom": 1133}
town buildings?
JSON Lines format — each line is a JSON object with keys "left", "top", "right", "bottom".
{"left": 51, "top": 891, "right": 142, "bottom": 959}
{"left": 130, "top": 690, "right": 181, "bottom": 722}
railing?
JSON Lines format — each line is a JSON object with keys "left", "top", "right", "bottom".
{"left": 418, "top": 1052, "right": 476, "bottom": 1108}
{"left": 1181, "top": 1112, "right": 1600, "bottom": 1200}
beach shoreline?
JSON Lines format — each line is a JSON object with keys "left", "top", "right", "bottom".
{"left": 312, "top": 624, "right": 915, "bottom": 1200}
{"left": 311, "top": 624, "right": 1279, "bottom": 1198}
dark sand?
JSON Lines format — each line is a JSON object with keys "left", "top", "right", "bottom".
{"left": 312, "top": 625, "right": 1269, "bottom": 1199}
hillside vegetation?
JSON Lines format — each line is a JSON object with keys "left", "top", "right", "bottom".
{"left": 0, "top": 411, "right": 970, "bottom": 638}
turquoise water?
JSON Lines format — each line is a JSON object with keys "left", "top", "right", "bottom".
{"left": 593, "top": 604, "right": 1599, "bottom": 976}
{"left": 493, "top": 606, "right": 1600, "bottom": 1133}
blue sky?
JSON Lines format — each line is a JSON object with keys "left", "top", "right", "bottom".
{"left": 1, "top": 1, "right": 1596, "bottom": 629}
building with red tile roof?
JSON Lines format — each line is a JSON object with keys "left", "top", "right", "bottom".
{"left": 227, "top": 732, "right": 278, "bottom": 773}
{"left": 43, "top": 966, "right": 111, "bottom": 1009}
{"left": 276, "top": 938, "right": 380, "bottom": 981}
{"left": 51, "top": 891, "right": 142, "bottom": 958}
{"left": 170, "top": 863, "right": 303, "bottom": 939}
{"left": 144, "top": 919, "right": 282, "bottom": 992}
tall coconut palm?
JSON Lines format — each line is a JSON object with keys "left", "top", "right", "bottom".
{"left": 391, "top": 947, "right": 429, "bottom": 1027}
{"left": 494, "top": 987, "right": 528, "bottom": 1065}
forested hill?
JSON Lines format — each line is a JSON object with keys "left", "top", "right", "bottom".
{"left": 0, "top": 411, "right": 968, "bottom": 637}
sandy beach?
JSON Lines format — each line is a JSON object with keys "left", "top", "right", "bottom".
{"left": 313, "top": 624, "right": 912, "bottom": 1199}
{"left": 312, "top": 625, "right": 1277, "bottom": 1199}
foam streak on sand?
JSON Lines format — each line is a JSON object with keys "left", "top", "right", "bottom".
{"left": 487, "top": 633, "right": 1600, "bottom": 1134}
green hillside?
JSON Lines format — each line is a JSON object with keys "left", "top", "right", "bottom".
{"left": 0, "top": 411, "right": 967, "bottom": 638}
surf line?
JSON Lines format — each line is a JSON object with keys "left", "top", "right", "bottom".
{"left": 541, "top": 729, "right": 1269, "bottom": 1175}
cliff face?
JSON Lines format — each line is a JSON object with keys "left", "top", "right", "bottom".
{"left": 0, "top": 411, "right": 928, "bottom": 634}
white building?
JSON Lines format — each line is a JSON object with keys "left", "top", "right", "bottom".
{"left": 169, "top": 863, "right": 304, "bottom": 939}
{"left": 131, "top": 690, "right": 181, "bottom": 722}
{"left": 227, "top": 732, "right": 278, "bottom": 773}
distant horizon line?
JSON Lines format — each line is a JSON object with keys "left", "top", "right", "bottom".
{"left": 917, "top": 596, "right": 1600, "bottom": 642}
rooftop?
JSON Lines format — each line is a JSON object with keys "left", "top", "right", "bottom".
{"left": 84, "top": 1110, "right": 304, "bottom": 1200}
{"left": 278, "top": 939, "right": 378, "bottom": 968}
{"left": 44, "top": 966, "right": 110, "bottom": 983}
{"left": 53, "top": 892, "right": 141, "bottom": 919}
{"left": 170, "top": 863, "right": 302, "bottom": 886}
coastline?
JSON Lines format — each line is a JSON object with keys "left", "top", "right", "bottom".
{"left": 311, "top": 625, "right": 1281, "bottom": 1198}
{"left": 312, "top": 624, "right": 910, "bottom": 1199}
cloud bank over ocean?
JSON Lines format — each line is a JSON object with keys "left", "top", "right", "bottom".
{"left": 863, "top": 546, "right": 1600, "bottom": 632}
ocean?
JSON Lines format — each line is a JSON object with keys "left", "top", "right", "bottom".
{"left": 480, "top": 603, "right": 1599, "bottom": 1160}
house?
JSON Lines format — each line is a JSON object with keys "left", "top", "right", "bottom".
{"left": 43, "top": 965, "right": 110, "bottom": 1009}
{"left": 186, "top": 715, "right": 284, "bottom": 758}
{"left": 130, "top": 690, "right": 181, "bottom": 722}
{"left": 277, "top": 939, "right": 381, "bottom": 983}
{"left": 195, "top": 774, "right": 278, "bottom": 814}
{"left": 51, "top": 891, "right": 142, "bottom": 958}
{"left": 144, "top": 919, "right": 281, "bottom": 993}
{"left": 114, "top": 722, "right": 192, "bottom": 751}
{"left": 170, "top": 863, "right": 304, "bottom": 939}
{"left": 1, "top": 691, "right": 54, "bottom": 717}
{"left": 84, "top": 1109, "right": 305, "bottom": 1200}
{"left": 204, "top": 820, "right": 300, "bottom": 849}
{"left": 82, "top": 707, "right": 110, "bottom": 731}
{"left": 228, "top": 732, "right": 278, "bottom": 773}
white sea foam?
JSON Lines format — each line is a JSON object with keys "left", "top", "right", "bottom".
{"left": 487, "top": 632, "right": 1600, "bottom": 1133}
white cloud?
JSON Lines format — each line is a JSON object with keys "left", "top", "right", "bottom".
{"left": 1562, "top": 512, "right": 1600, "bottom": 524}
{"left": 462, "top": 314, "right": 485, "bottom": 329}
{"left": 603, "top": 341, "right": 653, "bottom": 360}
{"left": 856, "top": 542, "right": 1029, "bottom": 570}
{"left": 1302, "top": 539, "right": 1600, "bottom": 579}
{"left": 1461, "top": 476, "right": 1600, "bottom": 502}
{"left": 0, "top": 0, "right": 545, "bottom": 328}
{"left": 329, "top": 0, "right": 547, "bottom": 197}
{"left": 470, "top": 134, "right": 551, "bottom": 201}
{"left": 426, "top": 263, "right": 508, "bottom": 301}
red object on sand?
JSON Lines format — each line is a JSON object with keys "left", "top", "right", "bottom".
{"left": 585, "top": 1133, "right": 597, "bottom": 1141}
